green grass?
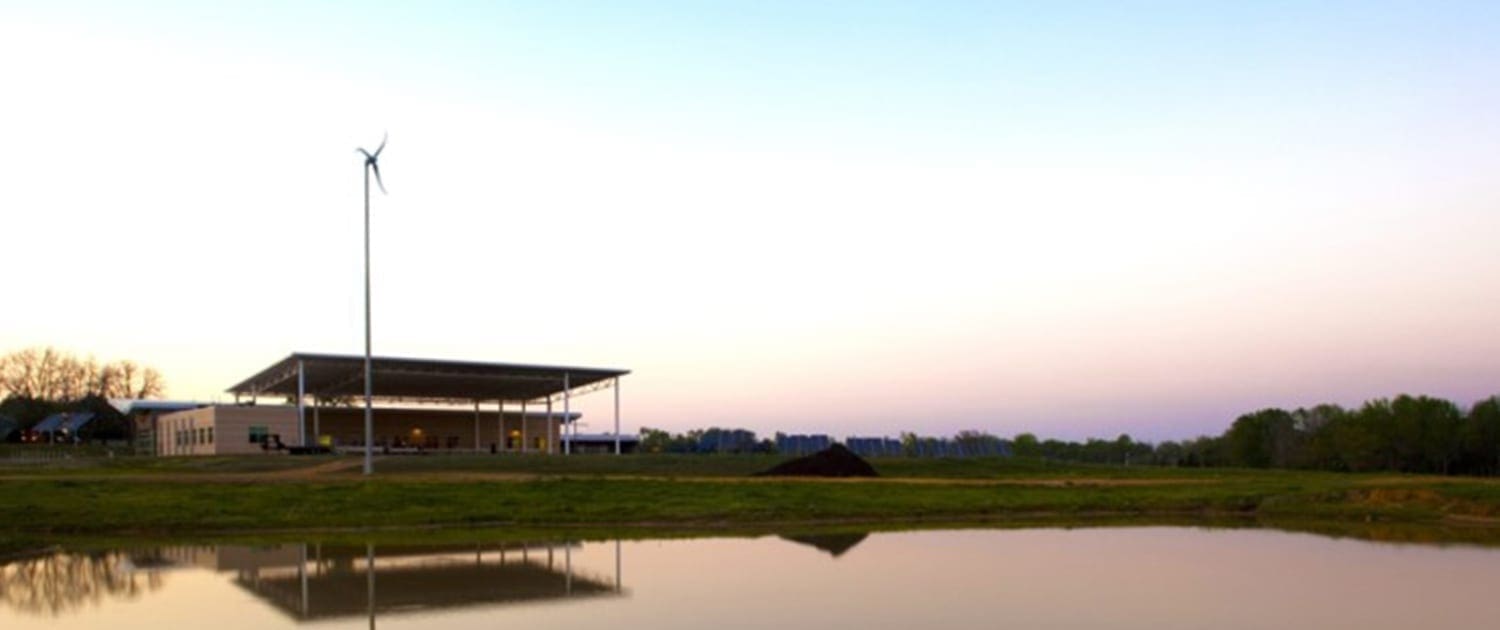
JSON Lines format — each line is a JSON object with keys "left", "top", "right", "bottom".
{"left": 3, "top": 454, "right": 1500, "bottom": 545}
{"left": 0, "top": 452, "right": 1309, "bottom": 479}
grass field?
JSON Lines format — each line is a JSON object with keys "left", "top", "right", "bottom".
{"left": 3, "top": 453, "right": 1500, "bottom": 546}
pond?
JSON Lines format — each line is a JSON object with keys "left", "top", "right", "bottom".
{"left": 4, "top": 526, "right": 1499, "bottom": 629}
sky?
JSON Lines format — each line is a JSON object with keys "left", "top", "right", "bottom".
{"left": 2, "top": 1, "right": 1498, "bottom": 441}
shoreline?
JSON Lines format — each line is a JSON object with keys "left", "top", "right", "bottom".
{"left": 4, "top": 456, "right": 1500, "bottom": 546}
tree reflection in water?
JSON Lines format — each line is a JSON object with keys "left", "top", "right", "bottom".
{"left": 0, "top": 550, "right": 164, "bottom": 616}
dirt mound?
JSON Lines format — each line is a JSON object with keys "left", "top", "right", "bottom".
{"left": 754, "top": 444, "right": 878, "bottom": 478}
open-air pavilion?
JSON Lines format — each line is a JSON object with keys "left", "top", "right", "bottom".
{"left": 231, "top": 352, "right": 630, "bottom": 455}
{"left": 154, "top": 352, "right": 630, "bottom": 456}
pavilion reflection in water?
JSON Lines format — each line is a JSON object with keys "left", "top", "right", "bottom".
{"left": 158, "top": 541, "right": 624, "bottom": 623}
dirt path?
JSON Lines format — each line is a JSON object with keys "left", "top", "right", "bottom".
{"left": 260, "top": 458, "right": 366, "bottom": 479}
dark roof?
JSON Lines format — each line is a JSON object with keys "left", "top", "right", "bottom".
{"left": 33, "top": 412, "right": 96, "bottom": 433}
{"left": 227, "top": 352, "right": 628, "bottom": 403}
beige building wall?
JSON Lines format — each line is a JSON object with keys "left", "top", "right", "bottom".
{"left": 214, "top": 406, "right": 299, "bottom": 455}
{"left": 155, "top": 406, "right": 299, "bottom": 456}
{"left": 154, "top": 404, "right": 567, "bottom": 456}
{"left": 156, "top": 407, "right": 218, "bottom": 456}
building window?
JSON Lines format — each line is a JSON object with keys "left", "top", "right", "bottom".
{"left": 249, "top": 426, "right": 269, "bottom": 444}
{"left": 207, "top": 427, "right": 214, "bottom": 444}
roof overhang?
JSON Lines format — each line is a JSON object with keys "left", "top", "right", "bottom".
{"left": 227, "top": 352, "right": 629, "bottom": 404}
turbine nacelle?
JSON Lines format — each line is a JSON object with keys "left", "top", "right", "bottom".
{"left": 357, "top": 132, "right": 388, "bottom": 194}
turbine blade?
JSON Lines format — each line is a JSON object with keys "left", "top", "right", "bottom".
{"left": 357, "top": 148, "right": 373, "bottom": 161}
{"left": 371, "top": 163, "right": 387, "bottom": 194}
{"left": 373, "top": 132, "right": 387, "bottom": 159}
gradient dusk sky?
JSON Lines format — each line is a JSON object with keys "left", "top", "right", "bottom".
{"left": 3, "top": 1, "right": 1498, "bottom": 441}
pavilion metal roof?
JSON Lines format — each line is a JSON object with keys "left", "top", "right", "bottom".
{"left": 227, "top": 352, "right": 628, "bottom": 403}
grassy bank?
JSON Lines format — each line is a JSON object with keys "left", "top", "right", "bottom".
{"left": 2, "top": 455, "right": 1499, "bottom": 542}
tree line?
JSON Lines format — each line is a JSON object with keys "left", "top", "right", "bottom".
{"left": 1014, "top": 394, "right": 1500, "bottom": 476}
{"left": 1, "top": 347, "right": 164, "bottom": 401}
{"left": 643, "top": 393, "right": 1500, "bottom": 477}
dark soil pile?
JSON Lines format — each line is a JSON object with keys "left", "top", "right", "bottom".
{"left": 753, "top": 444, "right": 879, "bottom": 478}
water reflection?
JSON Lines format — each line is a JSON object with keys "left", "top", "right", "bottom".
{"left": 212, "top": 541, "right": 623, "bottom": 625}
{"left": 0, "top": 551, "right": 164, "bottom": 616}
{"left": 2, "top": 540, "right": 625, "bottom": 625}
{"left": 9, "top": 527, "right": 1500, "bottom": 630}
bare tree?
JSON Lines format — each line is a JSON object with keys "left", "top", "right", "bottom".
{"left": 0, "top": 347, "right": 167, "bottom": 401}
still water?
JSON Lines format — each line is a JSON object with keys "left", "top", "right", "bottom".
{"left": 4, "top": 527, "right": 1500, "bottom": 629}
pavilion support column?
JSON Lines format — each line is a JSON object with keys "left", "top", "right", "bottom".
{"left": 613, "top": 377, "right": 621, "bottom": 455}
{"left": 546, "top": 399, "right": 555, "bottom": 455}
{"left": 312, "top": 401, "right": 320, "bottom": 448}
{"left": 365, "top": 543, "right": 375, "bottom": 630}
{"left": 563, "top": 373, "right": 571, "bottom": 456}
{"left": 473, "top": 400, "right": 481, "bottom": 453}
{"left": 521, "top": 399, "right": 528, "bottom": 454}
{"left": 300, "top": 543, "right": 309, "bottom": 615}
{"left": 296, "top": 360, "right": 306, "bottom": 447}
{"left": 496, "top": 401, "right": 504, "bottom": 455}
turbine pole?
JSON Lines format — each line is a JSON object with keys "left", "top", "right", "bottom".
{"left": 363, "top": 161, "right": 374, "bottom": 475}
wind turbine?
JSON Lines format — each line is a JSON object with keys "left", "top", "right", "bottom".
{"left": 358, "top": 133, "right": 386, "bottom": 475}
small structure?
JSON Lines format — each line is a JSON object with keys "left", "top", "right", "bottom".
{"left": 845, "top": 437, "right": 904, "bottom": 457}
{"left": 775, "top": 434, "right": 832, "bottom": 456}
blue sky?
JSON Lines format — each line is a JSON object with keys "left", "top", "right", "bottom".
{"left": 3, "top": 1, "right": 1499, "bottom": 440}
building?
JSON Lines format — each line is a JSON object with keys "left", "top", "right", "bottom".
{"left": 154, "top": 352, "right": 630, "bottom": 456}
{"left": 776, "top": 433, "right": 832, "bottom": 456}
{"left": 110, "top": 399, "right": 209, "bottom": 455}
{"left": 845, "top": 437, "right": 904, "bottom": 457}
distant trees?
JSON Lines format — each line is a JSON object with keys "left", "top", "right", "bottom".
{"left": 900, "top": 430, "right": 1009, "bottom": 457}
{"left": 637, "top": 426, "right": 772, "bottom": 454}
{"left": 953, "top": 430, "right": 1004, "bottom": 453}
{"left": 1463, "top": 398, "right": 1500, "bottom": 475}
{"left": 1225, "top": 409, "right": 1298, "bottom": 468}
{"left": 1011, "top": 393, "right": 1500, "bottom": 477}
{"left": 1014, "top": 433, "right": 1151, "bottom": 465}
{"left": 594, "top": 391, "right": 1500, "bottom": 478}
{"left": 0, "top": 347, "right": 164, "bottom": 401}
{"left": 1011, "top": 433, "right": 1040, "bottom": 457}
